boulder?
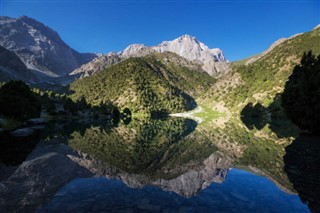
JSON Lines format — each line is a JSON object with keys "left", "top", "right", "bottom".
{"left": 10, "top": 128, "right": 35, "bottom": 137}
{"left": 27, "top": 118, "right": 46, "bottom": 125}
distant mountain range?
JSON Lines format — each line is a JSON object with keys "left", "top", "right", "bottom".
{"left": 69, "top": 34, "right": 229, "bottom": 82}
{"left": 0, "top": 16, "right": 229, "bottom": 84}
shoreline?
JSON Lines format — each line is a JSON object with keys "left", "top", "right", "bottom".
{"left": 168, "top": 106, "right": 204, "bottom": 123}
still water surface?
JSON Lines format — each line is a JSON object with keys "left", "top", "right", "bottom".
{"left": 0, "top": 117, "right": 318, "bottom": 212}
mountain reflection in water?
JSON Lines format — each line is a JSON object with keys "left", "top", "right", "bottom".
{"left": 0, "top": 117, "right": 312, "bottom": 212}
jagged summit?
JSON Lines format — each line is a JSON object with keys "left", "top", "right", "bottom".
{"left": 125, "top": 34, "right": 229, "bottom": 75}
{"left": 121, "top": 44, "right": 153, "bottom": 58}
{"left": 179, "top": 34, "right": 195, "bottom": 38}
{"left": 109, "top": 34, "right": 229, "bottom": 76}
{"left": 0, "top": 15, "right": 97, "bottom": 77}
{"left": 172, "top": 34, "right": 199, "bottom": 43}
{"left": 151, "top": 34, "right": 228, "bottom": 75}
{"left": 18, "top": 15, "right": 38, "bottom": 22}
{"left": 0, "top": 15, "right": 228, "bottom": 81}
{"left": 70, "top": 34, "right": 230, "bottom": 80}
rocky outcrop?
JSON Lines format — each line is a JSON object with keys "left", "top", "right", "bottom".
{"left": 121, "top": 44, "right": 156, "bottom": 58}
{"left": 27, "top": 118, "right": 46, "bottom": 125}
{"left": 10, "top": 128, "right": 35, "bottom": 137}
{"left": 69, "top": 52, "right": 122, "bottom": 79}
{"left": 0, "top": 16, "right": 97, "bottom": 77}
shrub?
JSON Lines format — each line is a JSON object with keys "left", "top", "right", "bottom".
{"left": 282, "top": 51, "right": 320, "bottom": 134}
{"left": 0, "top": 81, "right": 41, "bottom": 120}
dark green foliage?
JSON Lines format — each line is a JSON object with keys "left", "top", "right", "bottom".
{"left": 30, "top": 86, "right": 117, "bottom": 117}
{"left": 63, "top": 98, "right": 79, "bottom": 115}
{"left": 112, "top": 107, "right": 120, "bottom": 118}
{"left": 0, "top": 131, "right": 40, "bottom": 165}
{"left": 284, "top": 134, "right": 320, "bottom": 213}
{"left": 122, "top": 108, "right": 132, "bottom": 117}
{"left": 0, "top": 81, "right": 41, "bottom": 120}
{"left": 202, "top": 27, "right": 320, "bottom": 112}
{"left": 240, "top": 102, "right": 268, "bottom": 130}
{"left": 282, "top": 51, "right": 320, "bottom": 134}
{"left": 241, "top": 102, "right": 266, "bottom": 118}
{"left": 70, "top": 53, "right": 214, "bottom": 114}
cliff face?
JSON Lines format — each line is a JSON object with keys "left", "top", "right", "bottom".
{"left": 150, "top": 34, "right": 229, "bottom": 75}
{"left": 0, "top": 16, "right": 97, "bottom": 77}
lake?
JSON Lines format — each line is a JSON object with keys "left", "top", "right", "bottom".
{"left": 0, "top": 117, "right": 319, "bottom": 212}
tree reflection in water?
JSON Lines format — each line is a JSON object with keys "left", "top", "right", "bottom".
{"left": 284, "top": 134, "right": 320, "bottom": 213}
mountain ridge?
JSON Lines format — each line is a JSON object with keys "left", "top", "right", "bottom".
{"left": 68, "top": 34, "right": 230, "bottom": 81}
{"left": 200, "top": 26, "right": 320, "bottom": 114}
{"left": 0, "top": 15, "right": 97, "bottom": 78}
{"left": 243, "top": 33, "right": 303, "bottom": 65}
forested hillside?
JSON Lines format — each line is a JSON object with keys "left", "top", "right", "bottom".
{"left": 70, "top": 52, "right": 215, "bottom": 114}
{"left": 200, "top": 27, "right": 320, "bottom": 114}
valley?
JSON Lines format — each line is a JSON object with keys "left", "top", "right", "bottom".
{"left": 0, "top": 14, "right": 319, "bottom": 213}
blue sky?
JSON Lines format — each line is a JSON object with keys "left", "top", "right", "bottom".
{"left": 1, "top": 0, "right": 319, "bottom": 61}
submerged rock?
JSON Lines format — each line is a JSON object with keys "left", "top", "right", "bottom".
{"left": 10, "top": 128, "right": 35, "bottom": 137}
{"left": 30, "top": 125, "right": 45, "bottom": 130}
{"left": 27, "top": 118, "right": 46, "bottom": 125}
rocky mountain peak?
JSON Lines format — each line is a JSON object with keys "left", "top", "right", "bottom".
{"left": 152, "top": 35, "right": 229, "bottom": 75}
{"left": 121, "top": 44, "right": 149, "bottom": 58}
{"left": 158, "top": 34, "right": 202, "bottom": 50}
{"left": 69, "top": 34, "right": 229, "bottom": 80}
{"left": 0, "top": 15, "right": 97, "bottom": 78}
{"left": 123, "top": 35, "right": 229, "bottom": 75}
{"left": 18, "top": 15, "right": 39, "bottom": 24}
{"left": 180, "top": 34, "right": 194, "bottom": 38}
{"left": 177, "top": 34, "right": 197, "bottom": 41}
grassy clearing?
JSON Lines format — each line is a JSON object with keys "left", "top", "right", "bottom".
{"left": 131, "top": 112, "right": 151, "bottom": 118}
{"left": 193, "top": 105, "right": 224, "bottom": 123}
